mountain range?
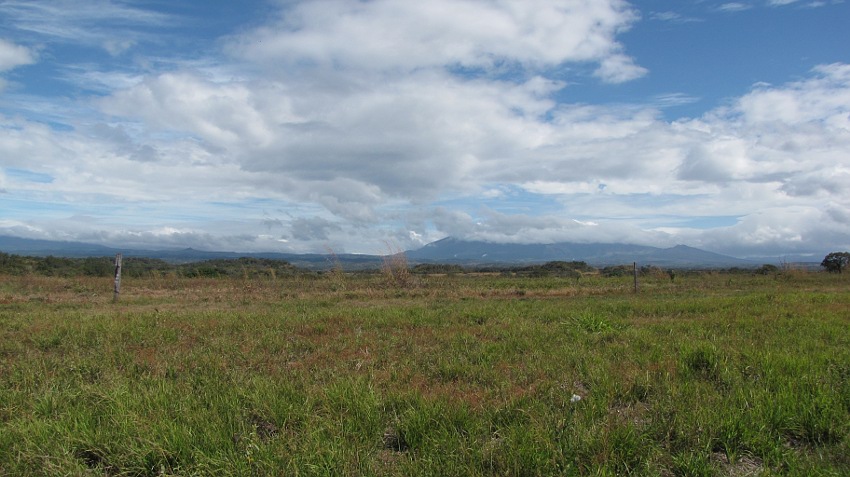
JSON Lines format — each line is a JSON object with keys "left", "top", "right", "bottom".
{"left": 0, "top": 235, "right": 376, "bottom": 269}
{"left": 405, "top": 237, "right": 754, "bottom": 267}
{"left": 0, "top": 235, "right": 758, "bottom": 269}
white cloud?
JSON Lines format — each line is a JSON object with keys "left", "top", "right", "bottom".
{"left": 227, "top": 0, "right": 642, "bottom": 74}
{"left": 430, "top": 206, "right": 672, "bottom": 246}
{"left": 424, "top": 63, "right": 850, "bottom": 253}
{"left": 717, "top": 3, "right": 754, "bottom": 12}
{"left": 102, "top": 39, "right": 136, "bottom": 57}
{"left": 12, "top": 59, "right": 847, "bottom": 254}
{"left": 780, "top": 169, "right": 850, "bottom": 197}
{"left": 677, "top": 140, "right": 752, "bottom": 183}
{"left": 100, "top": 72, "right": 281, "bottom": 149}
{"left": 593, "top": 53, "right": 649, "bottom": 84}
{"left": 674, "top": 206, "right": 850, "bottom": 257}
{"left": 734, "top": 63, "right": 850, "bottom": 126}
{"left": 288, "top": 217, "right": 341, "bottom": 241}
{"left": 0, "top": 39, "right": 35, "bottom": 72}
{"left": 4, "top": 0, "right": 650, "bottom": 232}
{"left": 651, "top": 93, "right": 702, "bottom": 108}
{"left": 98, "top": 68, "right": 566, "bottom": 211}
{"left": 0, "top": 0, "right": 174, "bottom": 53}
{"left": 650, "top": 11, "right": 702, "bottom": 22}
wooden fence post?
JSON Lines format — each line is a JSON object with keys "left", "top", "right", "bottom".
{"left": 633, "top": 261, "right": 639, "bottom": 293}
{"left": 113, "top": 253, "right": 123, "bottom": 303}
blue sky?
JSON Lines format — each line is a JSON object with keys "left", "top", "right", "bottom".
{"left": 1, "top": 0, "right": 849, "bottom": 258}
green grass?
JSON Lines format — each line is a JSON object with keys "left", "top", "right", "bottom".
{"left": 0, "top": 271, "right": 848, "bottom": 475}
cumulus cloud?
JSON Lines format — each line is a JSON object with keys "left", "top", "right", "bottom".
{"left": 677, "top": 206, "right": 850, "bottom": 258}
{"left": 428, "top": 206, "right": 674, "bottom": 247}
{"left": 101, "top": 73, "right": 280, "bottom": 149}
{"left": 98, "top": 67, "right": 568, "bottom": 209}
{"left": 0, "top": 38, "right": 34, "bottom": 92}
{"left": 227, "top": 0, "right": 642, "bottom": 73}
{"left": 677, "top": 140, "right": 751, "bottom": 183}
{"left": 289, "top": 217, "right": 342, "bottom": 241}
{"left": 734, "top": 63, "right": 850, "bottom": 126}
{"left": 18, "top": 0, "right": 647, "bottom": 232}
{"left": 10, "top": 60, "right": 850, "bottom": 254}
{"left": 594, "top": 53, "right": 648, "bottom": 84}
{"left": 780, "top": 169, "right": 850, "bottom": 197}
{"left": 0, "top": 39, "right": 35, "bottom": 71}
{"left": 419, "top": 63, "right": 850, "bottom": 254}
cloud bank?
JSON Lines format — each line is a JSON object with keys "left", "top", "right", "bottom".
{"left": 0, "top": 0, "right": 848, "bottom": 259}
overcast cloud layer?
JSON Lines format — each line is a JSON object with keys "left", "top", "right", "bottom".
{"left": 1, "top": 0, "right": 849, "bottom": 259}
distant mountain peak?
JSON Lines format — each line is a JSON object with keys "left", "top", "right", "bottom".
{"left": 407, "top": 237, "right": 751, "bottom": 267}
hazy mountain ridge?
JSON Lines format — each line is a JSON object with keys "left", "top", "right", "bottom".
{"left": 0, "top": 236, "right": 377, "bottom": 269}
{"left": 1, "top": 235, "right": 757, "bottom": 268}
{"left": 405, "top": 237, "right": 754, "bottom": 267}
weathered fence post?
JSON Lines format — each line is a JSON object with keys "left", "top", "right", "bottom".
{"left": 113, "top": 253, "right": 123, "bottom": 303}
{"left": 633, "top": 261, "right": 639, "bottom": 293}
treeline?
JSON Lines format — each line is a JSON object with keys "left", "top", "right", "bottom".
{"left": 501, "top": 260, "right": 596, "bottom": 278}
{"left": 598, "top": 263, "right": 780, "bottom": 278}
{"left": 409, "top": 260, "right": 595, "bottom": 277}
{"left": 0, "top": 253, "right": 303, "bottom": 279}
{"left": 417, "top": 261, "right": 783, "bottom": 279}
{"left": 1, "top": 252, "right": 785, "bottom": 279}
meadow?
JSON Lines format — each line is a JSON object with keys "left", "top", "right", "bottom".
{"left": 0, "top": 268, "right": 848, "bottom": 476}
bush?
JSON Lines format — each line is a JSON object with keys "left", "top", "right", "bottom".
{"left": 602, "top": 265, "right": 632, "bottom": 277}
{"left": 411, "top": 263, "right": 465, "bottom": 274}
{"left": 821, "top": 252, "right": 850, "bottom": 274}
{"left": 756, "top": 264, "right": 779, "bottom": 275}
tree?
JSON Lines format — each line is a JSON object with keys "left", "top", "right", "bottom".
{"left": 821, "top": 252, "right": 850, "bottom": 274}
{"left": 756, "top": 264, "right": 779, "bottom": 275}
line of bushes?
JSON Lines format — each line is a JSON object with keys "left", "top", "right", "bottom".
{"left": 1, "top": 251, "right": 793, "bottom": 280}
{"left": 0, "top": 253, "right": 303, "bottom": 279}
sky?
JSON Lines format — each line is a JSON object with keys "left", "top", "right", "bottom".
{"left": 1, "top": 0, "right": 849, "bottom": 259}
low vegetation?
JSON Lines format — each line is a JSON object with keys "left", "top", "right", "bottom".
{"left": 0, "top": 253, "right": 304, "bottom": 279}
{"left": 0, "top": 257, "right": 848, "bottom": 475}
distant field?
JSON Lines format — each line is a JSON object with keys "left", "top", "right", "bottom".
{"left": 1, "top": 270, "right": 848, "bottom": 476}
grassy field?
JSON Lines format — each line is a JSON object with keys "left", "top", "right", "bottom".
{"left": 0, "top": 270, "right": 848, "bottom": 476}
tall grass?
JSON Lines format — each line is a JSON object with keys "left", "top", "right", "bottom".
{"left": 380, "top": 241, "right": 414, "bottom": 289}
{"left": 0, "top": 271, "right": 848, "bottom": 475}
